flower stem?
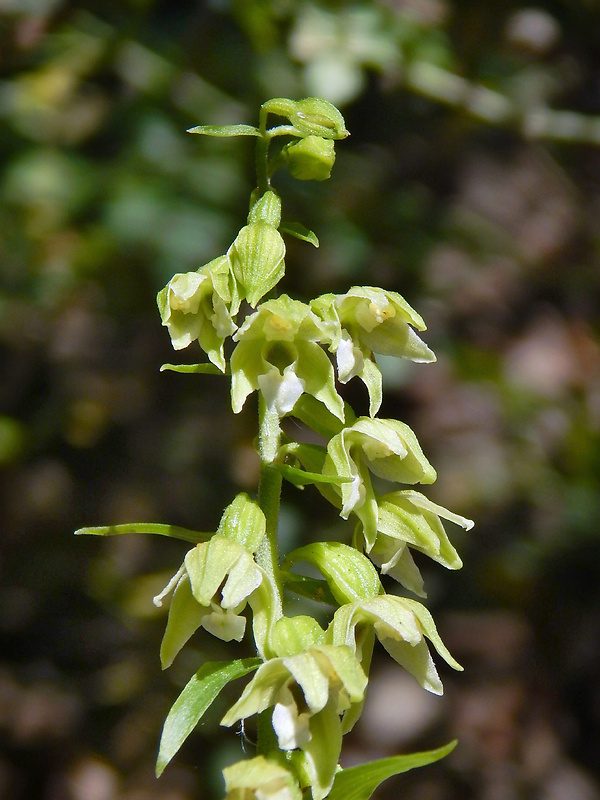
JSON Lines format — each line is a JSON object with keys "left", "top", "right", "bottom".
{"left": 256, "top": 394, "right": 284, "bottom": 618}
{"left": 256, "top": 106, "right": 271, "bottom": 195}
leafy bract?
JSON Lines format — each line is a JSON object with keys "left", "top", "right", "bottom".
{"left": 326, "top": 740, "right": 457, "bottom": 800}
{"left": 187, "top": 124, "right": 260, "bottom": 137}
{"left": 74, "top": 522, "right": 209, "bottom": 544}
{"left": 156, "top": 658, "right": 261, "bottom": 777}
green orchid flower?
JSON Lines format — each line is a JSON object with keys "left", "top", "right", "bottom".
{"left": 222, "top": 756, "right": 302, "bottom": 800}
{"left": 324, "top": 418, "right": 437, "bottom": 546}
{"left": 230, "top": 295, "right": 343, "bottom": 420}
{"left": 312, "top": 287, "right": 435, "bottom": 416}
{"left": 221, "top": 644, "right": 366, "bottom": 800}
{"left": 157, "top": 254, "right": 237, "bottom": 372}
{"left": 157, "top": 535, "right": 264, "bottom": 668}
{"left": 354, "top": 490, "right": 474, "bottom": 597}
{"left": 331, "top": 595, "right": 462, "bottom": 696}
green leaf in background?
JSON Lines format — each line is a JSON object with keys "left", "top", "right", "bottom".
{"left": 160, "top": 363, "right": 227, "bottom": 375}
{"left": 280, "top": 221, "right": 320, "bottom": 247}
{"left": 187, "top": 124, "right": 261, "bottom": 137}
{"left": 327, "top": 740, "right": 458, "bottom": 800}
{"left": 74, "top": 523, "right": 210, "bottom": 544}
{"left": 156, "top": 658, "right": 262, "bottom": 777}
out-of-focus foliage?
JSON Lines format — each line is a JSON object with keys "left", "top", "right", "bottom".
{"left": 2, "top": 1, "right": 600, "bottom": 799}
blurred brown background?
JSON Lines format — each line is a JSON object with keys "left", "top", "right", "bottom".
{"left": 2, "top": 1, "right": 600, "bottom": 798}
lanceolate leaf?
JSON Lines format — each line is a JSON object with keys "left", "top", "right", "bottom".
{"left": 280, "top": 221, "right": 319, "bottom": 247}
{"left": 187, "top": 124, "right": 261, "bottom": 137}
{"left": 74, "top": 523, "right": 209, "bottom": 544}
{"left": 273, "top": 463, "right": 352, "bottom": 487}
{"left": 156, "top": 658, "right": 262, "bottom": 777}
{"left": 160, "top": 362, "right": 227, "bottom": 375}
{"left": 326, "top": 741, "right": 457, "bottom": 800}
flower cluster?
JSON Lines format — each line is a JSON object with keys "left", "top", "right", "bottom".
{"left": 81, "top": 98, "right": 472, "bottom": 800}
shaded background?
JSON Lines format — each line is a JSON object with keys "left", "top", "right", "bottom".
{"left": 2, "top": 1, "right": 600, "bottom": 798}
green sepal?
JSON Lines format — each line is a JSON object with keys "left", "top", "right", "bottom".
{"left": 280, "top": 221, "right": 319, "bottom": 247}
{"left": 156, "top": 658, "right": 262, "bottom": 777}
{"left": 187, "top": 124, "right": 260, "bottom": 137}
{"left": 160, "top": 363, "right": 227, "bottom": 375}
{"left": 281, "top": 571, "right": 337, "bottom": 606}
{"left": 74, "top": 522, "right": 209, "bottom": 544}
{"left": 270, "top": 615, "right": 327, "bottom": 657}
{"left": 326, "top": 740, "right": 458, "bottom": 800}
{"left": 271, "top": 462, "right": 352, "bottom": 487}
{"left": 160, "top": 573, "right": 209, "bottom": 669}
{"left": 228, "top": 222, "right": 285, "bottom": 307}
{"left": 283, "top": 542, "right": 383, "bottom": 605}
{"left": 216, "top": 492, "right": 266, "bottom": 552}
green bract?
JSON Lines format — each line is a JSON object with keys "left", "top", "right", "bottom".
{"left": 230, "top": 295, "right": 343, "bottom": 419}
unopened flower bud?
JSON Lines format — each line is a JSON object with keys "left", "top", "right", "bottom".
{"left": 283, "top": 136, "right": 336, "bottom": 181}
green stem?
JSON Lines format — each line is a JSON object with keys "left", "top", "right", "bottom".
{"left": 256, "top": 106, "right": 271, "bottom": 195}
{"left": 256, "top": 394, "right": 284, "bottom": 617}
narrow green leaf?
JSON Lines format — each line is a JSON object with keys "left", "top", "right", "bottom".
{"left": 75, "top": 523, "right": 210, "bottom": 544}
{"left": 281, "top": 571, "right": 337, "bottom": 606}
{"left": 187, "top": 124, "right": 260, "bottom": 137}
{"left": 160, "top": 363, "right": 227, "bottom": 375}
{"left": 280, "top": 221, "right": 319, "bottom": 247}
{"left": 272, "top": 463, "right": 351, "bottom": 487}
{"left": 327, "top": 741, "right": 457, "bottom": 800}
{"left": 156, "top": 658, "right": 262, "bottom": 777}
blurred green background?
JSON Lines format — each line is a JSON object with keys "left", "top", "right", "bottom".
{"left": 2, "top": 1, "right": 600, "bottom": 798}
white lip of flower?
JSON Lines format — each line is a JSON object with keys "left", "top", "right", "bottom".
{"left": 258, "top": 364, "right": 306, "bottom": 416}
{"left": 211, "top": 295, "right": 237, "bottom": 338}
{"left": 336, "top": 331, "right": 364, "bottom": 382}
{"left": 200, "top": 601, "right": 247, "bottom": 642}
{"left": 271, "top": 685, "right": 312, "bottom": 750}
{"left": 342, "top": 467, "right": 366, "bottom": 518}
{"left": 354, "top": 296, "right": 396, "bottom": 332}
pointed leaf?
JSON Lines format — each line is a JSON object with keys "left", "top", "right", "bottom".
{"left": 327, "top": 741, "right": 458, "bottom": 800}
{"left": 74, "top": 523, "right": 209, "bottom": 544}
{"left": 187, "top": 124, "right": 260, "bottom": 137}
{"left": 160, "top": 362, "right": 227, "bottom": 375}
{"left": 156, "top": 658, "right": 261, "bottom": 777}
{"left": 272, "top": 463, "right": 352, "bottom": 487}
{"left": 280, "top": 221, "right": 319, "bottom": 247}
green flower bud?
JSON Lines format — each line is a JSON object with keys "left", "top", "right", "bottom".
{"left": 228, "top": 222, "right": 285, "bottom": 307}
{"left": 283, "top": 542, "right": 383, "bottom": 606}
{"left": 262, "top": 97, "right": 349, "bottom": 139}
{"left": 248, "top": 189, "right": 282, "bottom": 227}
{"left": 282, "top": 136, "right": 336, "bottom": 181}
